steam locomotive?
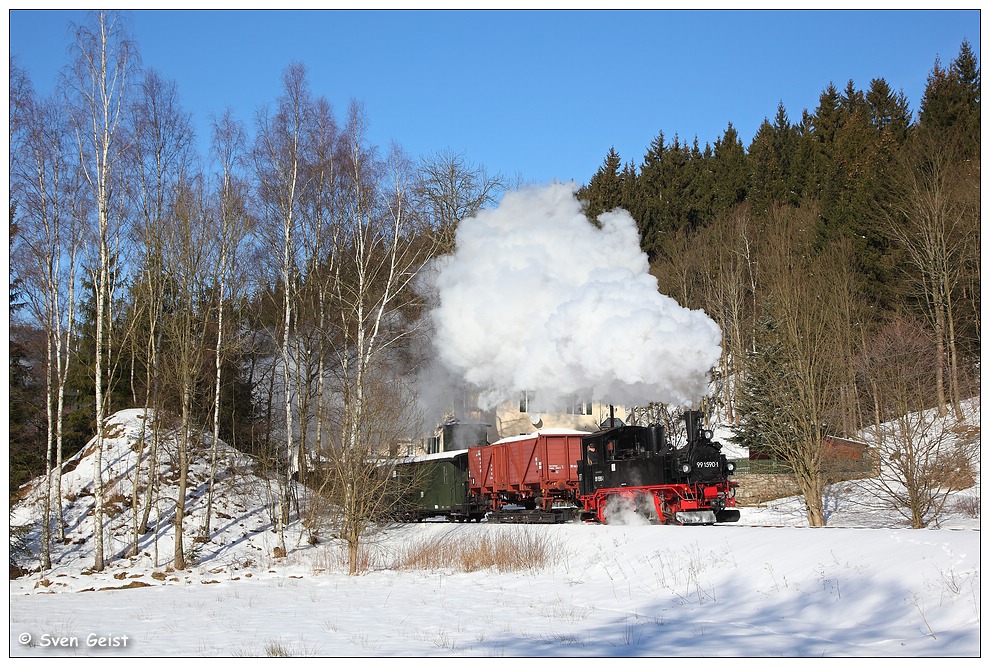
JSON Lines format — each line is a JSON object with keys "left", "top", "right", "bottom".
{"left": 397, "top": 410, "right": 739, "bottom": 525}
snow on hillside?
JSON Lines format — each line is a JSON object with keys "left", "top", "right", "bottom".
{"left": 8, "top": 404, "right": 982, "bottom": 657}
{"left": 734, "top": 397, "right": 982, "bottom": 530}
{"left": 10, "top": 408, "right": 286, "bottom": 574}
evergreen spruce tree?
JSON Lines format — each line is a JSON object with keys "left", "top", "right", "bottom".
{"left": 711, "top": 123, "right": 748, "bottom": 220}
{"left": 731, "top": 317, "right": 788, "bottom": 459}
{"left": 950, "top": 39, "right": 981, "bottom": 154}
{"left": 808, "top": 83, "right": 843, "bottom": 210}
{"left": 661, "top": 135, "right": 693, "bottom": 231}
{"left": 689, "top": 137, "right": 715, "bottom": 225}
{"left": 918, "top": 56, "right": 952, "bottom": 126}
{"left": 748, "top": 103, "right": 806, "bottom": 216}
{"left": 634, "top": 132, "right": 667, "bottom": 256}
{"left": 61, "top": 263, "right": 131, "bottom": 457}
{"left": 581, "top": 147, "right": 623, "bottom": 222}
{"left": 812, "top": 79, "right": 901, "bottom": 303}
{"left": 919, "top": 42, "right": 981, "bottom": 157}
{"left": 812, "top": 83, "right": 843, "bottom": 146}
{"left": 865, "top": 77, "right": 911, "bottom": 142}
{"left": 619, "top": 161, "right": 639, "bottom": 217}
{"left": 841, "top": 79, "right": 866, "bottom": 116}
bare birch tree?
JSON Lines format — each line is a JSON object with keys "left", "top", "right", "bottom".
{"left": 161, "top": 175, "right": 216, "bottom": 569}
{"left": 65, "top": 10, "right": 137, "bottom": 571}
{"left": 252, "top": 62, "right": 314, "bottom": 555}
{"left": 695, "top": 204, "right": 755, "bottom": 423}
{"left": 202, "top": 110, "right": 251, "bottom": 539}
{"left": 128, "top": 68, "right": 193, "bottom": 555}
{"left": 14, "top": 80, "right": 86, "bottom": 570}
{"left": 321, "top": 104, "right": 439, "bottom": 574}
{"left": 413, "top": 148, "right": 505, "bottom": 253}
{"left": 288, "top": 95, "right": 342, "bottom": 498}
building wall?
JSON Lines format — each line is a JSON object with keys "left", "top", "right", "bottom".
{"left": 732, "top": 473, "right": 802, "bottom": 505}
{"left": 492, "top": 398, "right": 628, "bottom": 440}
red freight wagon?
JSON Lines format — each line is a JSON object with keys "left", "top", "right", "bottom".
{"left": 468, "top": 429, "right": 587, "bottom": 515}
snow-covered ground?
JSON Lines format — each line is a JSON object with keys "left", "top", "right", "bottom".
{"left": 9, "top": 404, "right": 982, "bottom": 657}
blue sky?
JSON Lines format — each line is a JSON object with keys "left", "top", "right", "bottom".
{"left": 8, "top": 8, "right": 981, "bottom": 186}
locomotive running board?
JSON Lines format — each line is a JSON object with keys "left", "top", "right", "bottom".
{"left": 674, "top": 510, "right": 717, "bottom": 525}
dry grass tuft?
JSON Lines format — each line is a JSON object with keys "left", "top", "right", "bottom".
{"left": 393, "top": 529, "right": 558, "bottom": 573}
{"left": 311, "top": 543, "right": 385, "bottom": 575}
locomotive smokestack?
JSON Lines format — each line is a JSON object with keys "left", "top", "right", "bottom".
{"left": 684, "top": 410, "right": 703, "bottom": 444}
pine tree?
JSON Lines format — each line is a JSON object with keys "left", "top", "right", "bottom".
{"left": 811, "top": 83, "right": 843, "bottom": 146}
{"left": 9, "top": 210, "right": 46, "bottom": 494}
{"left": 688, "top": 137, "right": 715, "bottom": 225}
{"left": 731, "top": 317, "right": 787, "bottom": 458}
{"left": 710, "top": 123, "right": 748, "bottom": 220}
{"left": 747, "top": 119, "right": 777, "bottom": 214}
{"left": 60, "top": 258, "right": 133, "bottom": 454}
{"left": 658, "top": 134, "right": 694, "bottom": 231}
{"left": 919, "top": 42, "right": 981, "bottom": 157}
{"left": 581, "top": 147, "right": 623, "bottom": 222}
{"left": 748, "top": 103, "right": 801, "bottom": 214}
{"left": 840, "top": 79, "right": 866, "bottom": 116}
{"left": 618, "top": 161, "right": 639, "bottom": 217}
{"left": 633, "top": 132, "right": 667, "bottom": 256}
{"left": 865, "top": 77, "right": 911, "bottom": 142}
{"left": 814, "top": 79, "right": 901, "bottom": 303}
{"left": 950, "top": 39, "right": 981, "bottom": 154}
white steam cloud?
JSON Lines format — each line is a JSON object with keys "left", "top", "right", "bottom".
{"left": 427, "top": 182, "right": 721, "bottom": 411}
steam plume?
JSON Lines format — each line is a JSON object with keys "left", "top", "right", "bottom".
{"left": 427, "top": 182, "right": 721, "bottom": 411}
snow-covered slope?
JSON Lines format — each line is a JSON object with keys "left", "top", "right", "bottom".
{"left": 11, "top": 408, "right": 297, "bottom": 575}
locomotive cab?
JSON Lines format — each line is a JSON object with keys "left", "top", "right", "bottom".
{"left": 577, "top": 424, "right": 667, "bottom": 496}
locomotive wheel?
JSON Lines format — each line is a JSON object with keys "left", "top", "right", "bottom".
{"left": 658, "top": 500, "right": 679, "bottom": 525}
{"left": 636, "top": 493, "right": 661, "bottom": 524}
